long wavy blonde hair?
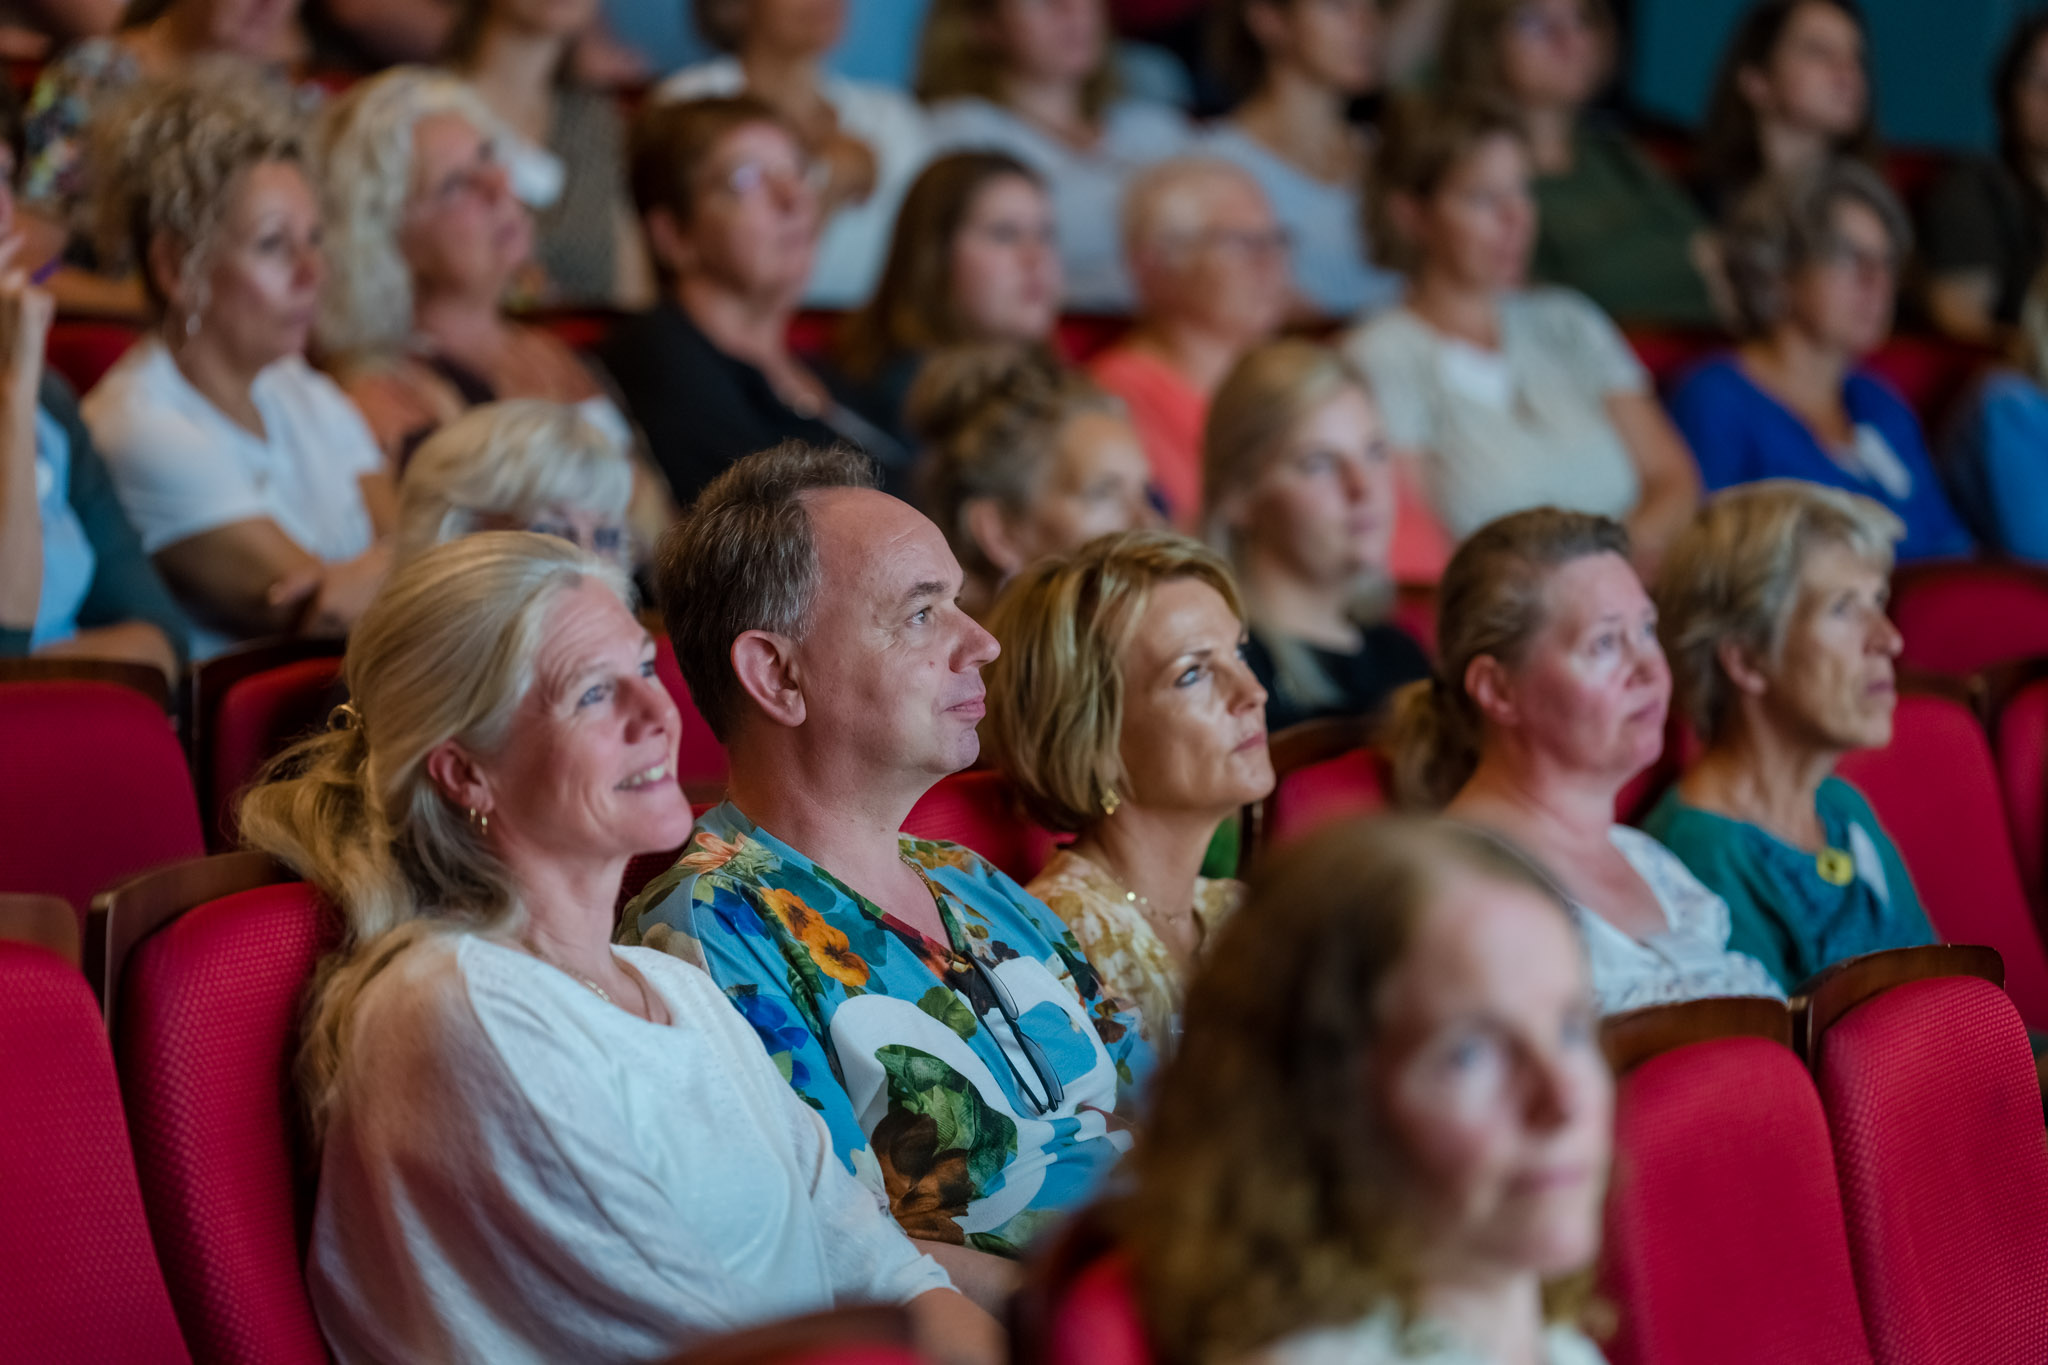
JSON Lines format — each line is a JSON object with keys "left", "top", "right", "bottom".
{"left": 238, "top": 531, "right": 630, "bottom": 1137}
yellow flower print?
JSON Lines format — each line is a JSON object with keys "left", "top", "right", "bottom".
{"left": 762, "top": 888, "right": 872, "bottom": 988}
{"left": 761, "top": 887, "right": 823, "bottom": 938}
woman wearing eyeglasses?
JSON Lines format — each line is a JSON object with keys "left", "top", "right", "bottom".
{"left": 599, "top": 95, "right": 909, "bottom": 507}
{"left": 1086, "top": 158, "right": 1293, "bottom": 532}
{"left": 1667, "top": 160, "right": 1972, "bottom": 562}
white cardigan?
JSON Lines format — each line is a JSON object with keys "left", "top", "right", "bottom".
{"left": 307, "top": 934, "right": 950, "bottom": 1365}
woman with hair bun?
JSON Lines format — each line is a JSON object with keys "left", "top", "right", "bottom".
{"left": 244, "top": 531, "right": 999, "bottom": 1365}
{"left": 1385, "top": 506, "right": 1779, "bottom": 1014}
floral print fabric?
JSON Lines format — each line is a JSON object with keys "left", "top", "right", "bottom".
{"left": 1026, "top": 849, "right": 1241, "bottom": 1051}
{"left": 621, "top": 801, "right": 1153, "bottom": 1259}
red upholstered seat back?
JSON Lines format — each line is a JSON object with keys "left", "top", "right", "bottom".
{"left": 115, "top": 882, "right": 343, "bottom": 1365}
{"left": 1045, "top": 1256, "right": 1153, "bottom": 1365}
{"left": 208, "top": 657, "right": 344, "bottom": 848}
{"left": 0, "top": 943, "right": 190, "bottom": 1365}
{"left": 1599, "top": 1036, "right": 1871, "bottom": 1365}
{"left": 1817, "top": 976, "right": 2048, "bottom": 1364}
{"left": 46, "top": 316, "right": 143, "bottom": 393}
{"left": 1835, "top": 693, "right": 2048, "bottom": 1027}
{"left": 1892, "top": 562, "right": 2048, "bottom": 676}
{"left": 1265, "top": 746, "right": 1390, "bottom": 849}
{"left": 903, "top": 770, "right": 1059, "bottom": 884}
{"left": 654, "top": 636, "right": 732, "bottom": 793}
{"left": 1994, "top": 677, "right": 2048, "bottom": 904}
{"left": 0, "top": 681, "right": 202, "bottom": 920}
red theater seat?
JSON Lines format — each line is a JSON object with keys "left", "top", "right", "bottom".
{"left": 654, "top": 637, "right": 731, "bottom": 798}
{"left": 1992, "top": 671, "right": 2048, "bottom": 902}
{"left": 0, "top": 941, "right": 190, "bottom": 1365}
{"left": 113, "top": 860, "right": 342, "bottom": 1365}
{"left": 903, "top": 769, "right": 1059, "bottom": 884}
{"left": 0, "top": 680, "right": 202, "bottom": 925}
{"left": 191, "top": 640, "right": 347, "bottom": 850}
{"left": 1891, "top": 561, "right": 2048, "bottom": 677}
{"left": 1015, "top": 1210, "right": 1152, "bottom": 1365}
{"left": 47, "top": 315, "right": 143, "bottom": 393}
{"left": 1597, "top": 998, "right": 1871, "bottom": 1365}
{"left": 1808, "top": 964, "right": 2048, "bottom": 1364}
{"left": 1835, "top": 688, "right": 2048, "bottom": 1027}
{"left": 1250, "top": 716, "right": 1390, "bottom": 860}
{"left": 1863, "top": 334, "right": 1996, "bottom": 430}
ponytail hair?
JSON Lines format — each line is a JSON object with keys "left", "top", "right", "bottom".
{"left": 238, "top": 531, "right": 631, "bottom": 1137}
{"left": 1386, "top": 508, "right": 1631, "bottom": 809}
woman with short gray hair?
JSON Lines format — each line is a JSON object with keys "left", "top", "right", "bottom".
{"left": 1642, "top": 480, "right": 1934, "bottom": 993}
{"left": 1667, "top": 159, "right": 1972, "bottom": 561}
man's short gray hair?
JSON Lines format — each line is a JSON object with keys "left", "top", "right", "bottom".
{"left": 655, "top": 442, "right": 880, "bottom": 742}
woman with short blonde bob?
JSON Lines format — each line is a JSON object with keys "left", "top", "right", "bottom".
{"left": 1110, "top": 815, "right": 1613, "bottom": 1364}
{"left": 912, "top": 343, "right": 1159, "bottom": 617}
{"left": 393, "top": 399, "right": 633, "bottom": 566}
{"left": 1204, "top": 339, "right": 1431, "bottom": 734}
{"left": 984, "top": 528, "right": 1274, "bottom": 1049}
{"left": 243, "top": 532, "right": 998, "bottom": 1364}
{"left": 1642, "top": 481, "right": 1931, "bottom": 993}
{"left": 1386, "top": 507, "right": 1779, "bottom": 1014}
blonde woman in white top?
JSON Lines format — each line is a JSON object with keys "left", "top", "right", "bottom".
{"left": 1343, "top": 96, "right": 1696, "bottom": 574}
{"left": 1385, "top": 508, "right": 1779, "bottom": 1014}
{"left": 240, "top": 533, "right": 1001, "bottom": 1365}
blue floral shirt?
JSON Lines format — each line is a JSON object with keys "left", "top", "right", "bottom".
{"left": 621, "top": 801, "right": 1153, "bottom": 1259}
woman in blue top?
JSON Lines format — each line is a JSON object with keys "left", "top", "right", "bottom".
{"left": 1667, "top": 159, "right": 1973, "bottom": 563}
{"left": 1643, "top": 480, "right": 1934, "bottom": 993}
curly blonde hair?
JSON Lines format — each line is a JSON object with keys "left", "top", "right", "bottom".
{"left": 89, "top": 57, "right": 307, "bottom": 321}
{"left": 314, "top": 66, "right": 506, "bottom": 360}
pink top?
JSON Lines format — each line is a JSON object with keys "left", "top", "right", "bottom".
{"left": 1088, "top": 345, "right": 1208, "bottom": 531}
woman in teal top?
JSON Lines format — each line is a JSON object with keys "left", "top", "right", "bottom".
{"left": 1644, "top": 480, "right": 1934, "bottom": 993}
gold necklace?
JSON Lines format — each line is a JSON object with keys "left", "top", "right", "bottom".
{"left": 525, "top": 941, "right": 612, "bottom": 1004}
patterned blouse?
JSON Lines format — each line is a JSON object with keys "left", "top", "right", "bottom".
{"left": 22, "top": 39, "right": 142, "bottom": 259}
{"left": 1026, "top": 849, "right": 1241, "bottom": 1052}
{"left": 620, "top": 802, "right": 1154, "bottom": 1260}
{"left": 1578, "top": 826, "right": 1784, "bottom": 1014}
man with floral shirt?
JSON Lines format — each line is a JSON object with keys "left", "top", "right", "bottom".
{"left": 622, "top": 441, "right": 1151, "bottom": 1311}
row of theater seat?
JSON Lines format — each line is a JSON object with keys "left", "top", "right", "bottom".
{"left": 5, "top": 870, "right": 2042, "bottom": 1364}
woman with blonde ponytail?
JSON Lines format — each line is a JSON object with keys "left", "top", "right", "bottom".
{"left": 1385, "top": 507, "right": 1778, "bottom": 1015}
{"left": 244, "top": 531, "right": 998, "bottom": 1365}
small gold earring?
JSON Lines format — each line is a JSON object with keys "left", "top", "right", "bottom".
{"left": 1101, "top": 787, "right": 1121, "bottom": 816}
{"left": 469, "top": 807, "right": 489, "bottom": 835}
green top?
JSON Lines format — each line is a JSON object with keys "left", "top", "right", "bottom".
{"left": 1532, "top": 119, "right": 1718, "bottom": 328}
{"left": 1641, "top": 777, "right": 1936, "bottom": 993}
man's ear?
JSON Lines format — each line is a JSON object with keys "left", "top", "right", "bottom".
{"left": 424, "top": 740, "right": 492, "bottom": 819}
{"left": 730, "top": 629, "right": 807, "bottom": 729}
{"left": 964, "top": 498, "right": 1027, "bottom": 579}
{"left": 1463, "top": 653, "right": 1520, "bottom": 730}
{"left": 643, "top": 205, "right": 696, "bottom": 278}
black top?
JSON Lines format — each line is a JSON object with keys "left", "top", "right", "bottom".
{"left": 1243, "top": 621, "right": 1432, "bottom": 735}
{"left": 1921, "top": 155, "right": 2048, "bottom": 328}
{"left": 596, "top": 300, "right": 908, "bottom": 507}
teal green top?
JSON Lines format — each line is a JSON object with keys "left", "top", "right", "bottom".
{"left": 1641, "top": 777, "right": 1936, "bottom": 993}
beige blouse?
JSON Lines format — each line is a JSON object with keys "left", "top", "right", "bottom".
{"left": 1026, "top": 849, "right": 1242, "bottom": 1050}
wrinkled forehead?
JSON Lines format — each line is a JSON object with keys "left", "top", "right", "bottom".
{"left": 801, "top": 487, "right": 963, "bottom": 614}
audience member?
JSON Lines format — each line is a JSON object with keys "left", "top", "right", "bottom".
{"left": 983, "top": 530, "right": 1272, "bottom": 1051}
{"left": 657, "top": 0, "right": 931, "bottom": 307}
{"left": 1111, "top": 815, "right": 1612, "bottom": 1365}
{"left": 620, "top": 442, "right": 1152, "bottom": 1309}
{"left": 1203, "top": 339, "right": 1429, "bottom": 733}
{"left": 1346, "top": 96, "right": 1698, "bottom": 572}
{"left": 0, "top": 89, "right": 186, "bottom": 676}
{"left": 1669, "top": 161, "right": 1973, "bottom": 562}
{"left": 1922, "top": 13, "right": 2048, "bottom": 344}
{"left": 834, "top": 151, "right": 1062, "bottom": 443}
{"left": 393, "top": 399, "right": 631, "bottom": 566}
{"left": 1088, "top": 157, "right": 1290, "bottom": 529}
{"left": 1695, "top": 0, "right": 1878, "bottom": 221}
{"left": 1943, "top": 272, "right": 2048, "bottom": 562}
{"left": 1643, "top": 482, "right": 1931, "bottom": 994}
{"left": 1200, "top": 0, "right": 1404, "bottom": 319}
{"left": 82, "top": 70, "right": 392, "bottom": 657}
{"left": 442, "top": 0, "right": 651, "bottom": 307}
{"left": 1388, "top": 508, "right": 1781, "bottom": 1013}
{"left": 920, "top": 0, "right": 1192, "bottom": 311}
{"left": 20, "top": 2, "right": 305, "bottom": 311}
{"left": 910, "top": 344, "right": 1158, "bottom": 617}
{"left": 314, "top": 68, "right": 635, "bottom": 466}
{"left": 242, "top": 532, "right": 1000, "bottom": 1365}
{"left": 601, "top": 96, "right": 906, "bottom": 506}
{"left": 1441, "top": 0, "right": 1719, "bottom": 327}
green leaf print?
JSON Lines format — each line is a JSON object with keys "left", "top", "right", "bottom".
{"left": 877, "top": 1045, "right": 1018, "bottom": 1193}
{"left": 915, "top": 986, "right": 980, "bottom": 1041}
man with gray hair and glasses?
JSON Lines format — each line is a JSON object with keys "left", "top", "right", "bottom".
{"left": 621, "top": 441, "right": 1151, "bottom": 1310}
